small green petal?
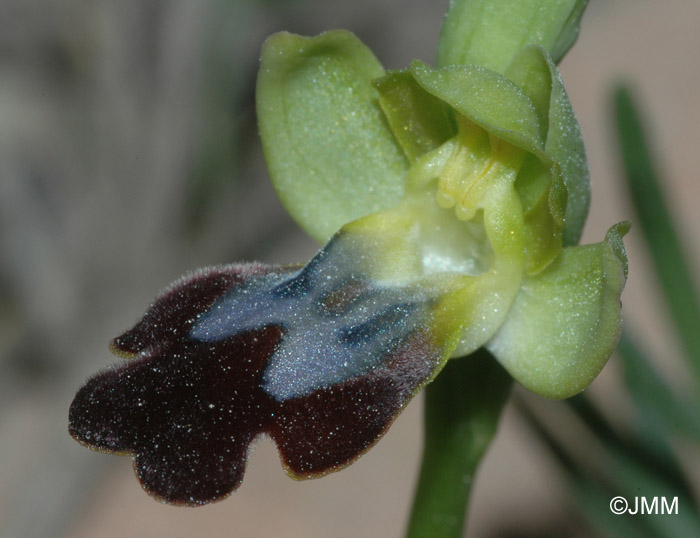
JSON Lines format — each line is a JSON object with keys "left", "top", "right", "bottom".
{"left": 514, "top": 155, "right": 566, "bottom": 274}
{"left": 410, "top": 60, "right": 544, "bottom": 154}
{"left": 373, "top": 70, "right": 455, "bottom": 163}
{"left": 486, "top": 222, "right": 629, "bottom": 399}
{"left": 509, "top": 46, "right": 589, "bottom": 245}
{"left": 436, "top": 0, "right": 589, "bottom": 71}
{"left": 256, "top": 30, "right": 409, "bottom": 243}
{"left": 505, "top": 46, "right": 553, "bottom": 143}
{"left": 505, "top": 45, "right": 589, "bottom": 254}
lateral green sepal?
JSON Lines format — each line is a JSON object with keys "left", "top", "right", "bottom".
{"left": 257, "top": 30, "right": 409, "bottom": 243}
{"left": 486, "top": 222, "right": 629, "bottom": 398}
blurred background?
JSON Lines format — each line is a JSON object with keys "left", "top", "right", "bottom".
{"left": 1, "top": 0, "right": 699, "bottom": 536}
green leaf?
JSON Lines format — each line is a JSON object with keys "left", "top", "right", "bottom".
{"left": 619, "top": 332, "right": 700, "bottom": 442}
{"left": 436, "top": 0, "right": 589, "bottom": 71}
{"left": 573, "top": 478, "right": 652, "bottom": 538}
{"left": 409, "top": 60, "right": 544, "bottom": 154}
{"left": 605, "top": 445, "right": 700, "bottom": 538}
{"left": 517, "top": 402, "right": 652, "bottom": 537}
{"left": 614, "top": 85, "right": 700, "bottom": 382}
{"left": 487, "top": 222, "right": 629, "bottom": 398}
{"left": 567, "top": 396, "right": 695, "bottom": 502}
{"left": 256, "top": 30, "right": 409, "bottom": 243}
{"left": 522, "top": 397, "right": 699, "bottom": 538}
{"left": 507, "top": 45, "right": 589, "bottom": 245}
{"left": 373, "top": 70, "right": 455, "bottom": 163}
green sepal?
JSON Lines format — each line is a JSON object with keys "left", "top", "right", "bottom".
{"left": 256, "top": 30, "right": 409, "bottom": 243}
{"left": 373, "top": 70, "right": 455, "bottom": 163}
{"left": 436, "top": 0, "right": 589, "bottom": 71}
{"left": 486, "top": 222, "right": 629, "bottom": 399}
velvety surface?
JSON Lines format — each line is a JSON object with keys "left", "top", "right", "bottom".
{"left": 70, "top": 241, "right": 441, "bottom": 505}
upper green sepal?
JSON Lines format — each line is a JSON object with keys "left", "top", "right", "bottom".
{"left": 436, "top": 0, "right": 589, "bottom": 71}
{"left": 486, "top": 222, "right": 630, "bottom": 399}
{"left": 256, "top": 30, "right": 409, "bottom": 243}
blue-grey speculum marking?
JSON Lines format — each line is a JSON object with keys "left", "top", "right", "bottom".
{"left": 190, "top": 233, "right": 433, "bottom": 401}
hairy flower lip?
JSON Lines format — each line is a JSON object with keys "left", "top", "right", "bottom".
{"left": 68, "top": 236, "right": 456, "bottom": 506}
{"left": 108, "top": 263, "right": 285, "bottom": 357}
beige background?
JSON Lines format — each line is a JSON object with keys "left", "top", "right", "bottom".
{"left": 1, "top": 0, "right": 698, "bottom": 536}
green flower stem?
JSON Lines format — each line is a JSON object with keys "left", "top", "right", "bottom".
{"left": 406, "top": 349, "right": 512, "bottom": 538}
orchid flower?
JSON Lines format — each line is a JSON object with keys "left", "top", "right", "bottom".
{"left": 69, "top": 0, "right": 627, "bottom": 508}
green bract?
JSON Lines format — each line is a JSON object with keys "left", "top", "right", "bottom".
{"left": 437, "top": 0, "right": 589, "bottom": 73}
{"left": 256, "top": 18, "right": 626, "bottom": 399}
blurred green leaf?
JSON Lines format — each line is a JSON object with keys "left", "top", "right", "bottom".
{"left": 605, "top": 444, "right": 700, "bottom": 538}
{"left": 573, "top": 479, "right": 652, "bottom": 538}
{"left": 521, "top": 397, "right": 700, "bottom": 538}
{"left": 516, "top": 400, "right": 646, "bottom": 538}
{"left": 567, "top": 396, "right": 694, "bottom": 500}
{"left": 619, "top": 332, "right": 700, "bottom": 442}
{"left": 614, "top": 86, "right": 700, "bottom": 382}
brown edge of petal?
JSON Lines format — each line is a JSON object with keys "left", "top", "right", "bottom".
{"left": 108, "top": 262, "right": 301, "bottom": 357}
{"left": 108, "top": 340, "right": 138, "bottom": 359}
